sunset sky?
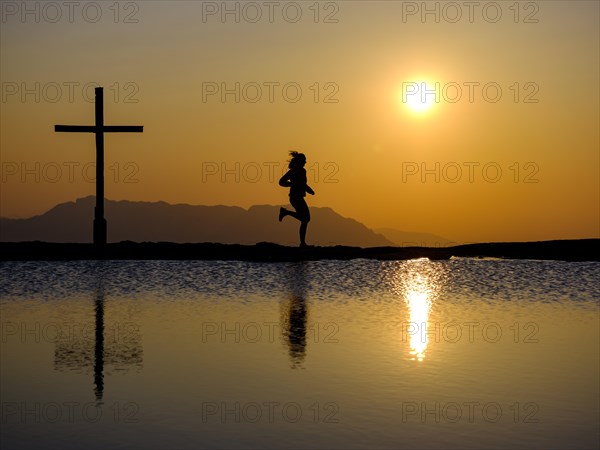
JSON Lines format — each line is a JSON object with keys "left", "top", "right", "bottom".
{"left": 1, "top": 1, "right": 598, "bottom": 243}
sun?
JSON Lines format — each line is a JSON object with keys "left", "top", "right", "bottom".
{"left": 400, "top": 80, "right": 438, "bottom": 114}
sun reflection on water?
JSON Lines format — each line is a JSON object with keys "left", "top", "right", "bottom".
{"left": 388, "top": 258, "right": 448, "bottom": 362}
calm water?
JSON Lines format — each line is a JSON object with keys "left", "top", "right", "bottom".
{"left": 1, "top": 258, "right": 599, "bottom": 450}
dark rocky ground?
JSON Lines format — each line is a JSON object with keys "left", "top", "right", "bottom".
{"left": 1, "top": 239, "right": 597, "bottom": 262}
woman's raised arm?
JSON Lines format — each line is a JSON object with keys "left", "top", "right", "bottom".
{"left": 279, "top": 170, "right": 292, "bottom": 187}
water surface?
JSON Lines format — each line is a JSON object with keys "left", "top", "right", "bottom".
{"left": 1, "top": 259, "right": 598, "bottom": 449}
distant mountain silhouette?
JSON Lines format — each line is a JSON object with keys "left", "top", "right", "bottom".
{"left": 0, "top": 197, "right": 394, "bottom": 247}
{"left": 375, "top": 227, "right": 454, "bottom": 247}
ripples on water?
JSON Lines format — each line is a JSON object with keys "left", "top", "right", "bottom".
{"left": 2, "top": 258, "right": 598, "bottom": 306}
{"left": 1, "top": 259, "right": 598, "bottom": 450}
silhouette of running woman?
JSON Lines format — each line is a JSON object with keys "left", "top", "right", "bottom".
{"left": 279, "top": 151, "right": 315, "bottom": 247}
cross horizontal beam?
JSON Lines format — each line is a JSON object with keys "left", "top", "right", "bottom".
{"left": 55, "top": 125, "right": 143, "bottom": 133}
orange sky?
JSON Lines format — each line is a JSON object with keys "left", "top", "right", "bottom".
{"left": 1, "top": 1, "right": 598, "bottom": 243}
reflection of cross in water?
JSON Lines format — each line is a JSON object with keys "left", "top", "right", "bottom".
{"left": 55, "top": 87, "right": 143, "bottom": 245}
{"left": 53, "top": 287, "right": 109, "bottom": 401}
{"left": 54, "top": 273, "right": 143, "bottom": 402}
{"left": 93, "top": 289, "right": 104, "bottom": 400}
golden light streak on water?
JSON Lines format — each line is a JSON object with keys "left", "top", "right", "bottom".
{"left": 388, "top": 258, "right": 448, "bottom": 362}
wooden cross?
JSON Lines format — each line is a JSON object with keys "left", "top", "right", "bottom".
{"left": 55, "top": 87, "right": 143, "bottom": 245}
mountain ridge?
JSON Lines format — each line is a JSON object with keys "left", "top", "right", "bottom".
{"left": 0, "top": 196, "right": 397, "bottom": 247}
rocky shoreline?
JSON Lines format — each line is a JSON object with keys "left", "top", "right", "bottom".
{"left": 1, "top": 239, "right": 597, "bottom": 262}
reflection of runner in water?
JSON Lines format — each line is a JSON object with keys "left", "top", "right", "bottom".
{"left": 281, "top": 262, "right": 309, "bottom": 368}
{"left": 278, "top": 151, "right": 315, "bottom": 248}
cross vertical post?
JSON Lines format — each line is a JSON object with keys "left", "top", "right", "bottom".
{"left": 55, "top": 86, "right": 143, "bottom": 245}
{"left": 94, "top": 87, "right": 106, "bottom": 245}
